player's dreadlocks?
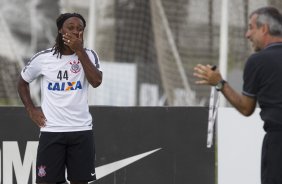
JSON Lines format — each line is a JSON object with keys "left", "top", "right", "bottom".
{"left": 52, "top": 13, "right": 86, "bottom": 58}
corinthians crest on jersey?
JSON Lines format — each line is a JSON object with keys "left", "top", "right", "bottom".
{"left": 69, "top": 60, "right": 81, "bottom": 73}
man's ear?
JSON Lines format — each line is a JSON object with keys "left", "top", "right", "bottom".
{"left": 262, "top": 24, "right": 269, "bottom": 35}
{"left": 79, "top": 31, "right": 83, "bottom": 39}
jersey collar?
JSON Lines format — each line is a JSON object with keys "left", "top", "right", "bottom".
{"left": 264, "top": 42, "right": 282, "bottom": 50}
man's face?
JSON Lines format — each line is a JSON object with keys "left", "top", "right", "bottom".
{"left": 245, "top": 14, "right": 265, "bottom": 52}
{"left": 60, "top": 17, "right": 84, "bottom": 39}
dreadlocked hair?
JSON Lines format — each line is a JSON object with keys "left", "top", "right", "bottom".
{"left": 52, "top": 13, "right": 86, "bottom": 58}
{"left": 52, "top": 33, "right": 65, "bottom": 58}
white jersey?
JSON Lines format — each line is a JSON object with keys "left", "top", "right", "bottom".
{"left": 21, "top": 48, "right": 101, "bottom": 132}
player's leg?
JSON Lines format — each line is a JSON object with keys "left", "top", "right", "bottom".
{"left": 36, "top": 132, "right": 67, "bottom": 183}
{"left": 66, "top": 130, "right": 96, "bottom": 183}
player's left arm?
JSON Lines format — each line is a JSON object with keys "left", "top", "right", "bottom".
{"left": 64, "top": 32, "right": 102, "bottom": 88}
{"left": 76, "top": 48, "right": 102, "bottom": 88}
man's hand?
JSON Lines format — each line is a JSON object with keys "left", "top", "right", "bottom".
{"left": 193, "top": 64, "right": 223, "bottom": 86}
{"left": 28, "top": 108, "right": 46, "bottom": 128}
{"left": 62, "top": 32, "right": 84, "bottom": 52}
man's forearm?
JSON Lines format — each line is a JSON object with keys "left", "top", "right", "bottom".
{"left": 76, "top": 49, "right": 102, "bottom": 88}
{"left": 221, "top": 83, "right": 256, "bottom": 116}
{"left": 17, "top": 76, "right": 36, "bottom": 113}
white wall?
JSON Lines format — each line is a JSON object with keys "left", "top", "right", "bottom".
{"left": 88, "top": 61, "right": 137, "bottom": 106}
{"left": 218, "top": 108, "right": 265, "bottom": 184}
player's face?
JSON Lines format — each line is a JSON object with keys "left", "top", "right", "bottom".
{"left": 60, "top": 17, "right": 84, "bottom": 39}
{"left": 245, "top": 14, "right": 264, "bottom": 52}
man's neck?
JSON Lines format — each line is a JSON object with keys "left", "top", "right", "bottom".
{"left": 263, "top": 36, "right": 282, "bottom": 48}
{"left": 62, "top": 47, "right": 75, "bottom": 55}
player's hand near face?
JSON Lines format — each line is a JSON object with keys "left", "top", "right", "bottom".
{"left": 62, "top": 32, "right": 84, "bottom": 52}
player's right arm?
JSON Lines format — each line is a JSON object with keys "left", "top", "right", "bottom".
{"left": 17, "top": 76, "right": 46, "bottom": 127}
{"left": 17, "top": 53, "right": 47, "bottom": 128}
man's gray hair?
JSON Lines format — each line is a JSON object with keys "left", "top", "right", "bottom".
{"left": 251, "top": 6, "right": 282, "bottom": 37}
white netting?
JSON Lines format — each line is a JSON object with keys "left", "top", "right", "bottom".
{"left": 92, "top": 0, "right": 282, "bottom": 106}
{"left": 1, "top": 0, "right": 282, "bottom": 106}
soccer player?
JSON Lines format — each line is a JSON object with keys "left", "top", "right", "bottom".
{"left": 194, "top": 6, "right": 282, "bottom": 184}
{"left": 17, "top": 13, "right": 102, "bottom": 184}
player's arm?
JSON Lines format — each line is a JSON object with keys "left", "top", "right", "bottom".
{"left": 193, "top": 64, "right": 256, "bottom": 116}
{"left": 76, "top": 49, "right": 102, "bottom": 88}
{"left": 63, "top": 32, "right": 102, "bottom": 88}
{"left": 17, "top": 76, "right": 46, "bottom": 127}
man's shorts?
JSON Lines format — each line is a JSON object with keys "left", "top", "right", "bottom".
{"left": 261, "top": 132, "right": 282, "bottom": 184}
{"left": 36, "top": 130, "right": 96, "bottom": 183}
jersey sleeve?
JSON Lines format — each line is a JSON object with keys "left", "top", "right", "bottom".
{"left": 21, "top": 54, "right": 43, "bottom": 83}
{"left": 242, "top": 54, "right": 261, "bottom": 97}
{"left": 86, "top": 49, "right": 102, "bottom": 72}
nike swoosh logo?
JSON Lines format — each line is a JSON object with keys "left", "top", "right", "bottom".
{"left": 90, "top": 148, "right": 161, "bottom": 182}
